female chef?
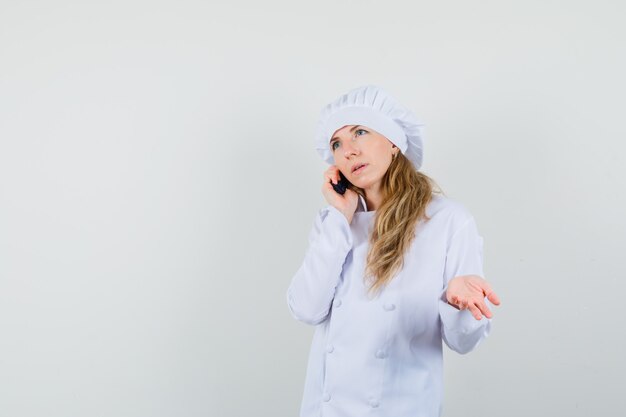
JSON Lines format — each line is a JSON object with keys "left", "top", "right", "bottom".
{"left": 286, "top": 85, "right": 501, "bottom": 417}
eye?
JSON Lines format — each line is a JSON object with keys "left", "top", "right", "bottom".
{"left": 331, "top": 129, "right": 367, "bottom": 151}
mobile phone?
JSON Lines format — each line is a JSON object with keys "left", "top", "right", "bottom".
{"left": 331, "top": 171, "right": 352, "bottom": 195}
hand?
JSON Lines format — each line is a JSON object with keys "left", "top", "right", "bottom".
{"left": 321, "top": 165, "right": 359, "bottom": 223}
{"left": 446, "top": 275, "right": 501, "bottom": 320}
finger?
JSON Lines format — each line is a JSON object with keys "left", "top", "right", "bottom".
{"left": 467, "top": 303, "right": 482, "bottom": 320}
{"left": 334, "top": 167, "right": 341, "bottom": 184}
{"left": 451, "top": 295, "right": 464, "bottom": 309}
{"left": 477, "top": 279, "right": 492, "bottom": 296}
{"left": 454, "top": 295, "right": 463, "bottom": 308}
{"left": 476, "top": 298, "right": 493, "bottom": 319}
{"left": 447, "top": 294, "right": 457, "bottom": 305}
{"left": 446, "top": 298, "right": 459, "bottom": 310}
{"left": 485, "top": 290, "right": 501, "bottom": 306}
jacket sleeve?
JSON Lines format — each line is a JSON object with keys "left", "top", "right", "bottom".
{"left": 286, "top": 205, "right": 354, "bottom": 326}
{"left": 438, "top": 214, "right": 494, "bottom": 354}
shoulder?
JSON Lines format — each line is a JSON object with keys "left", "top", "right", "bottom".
{"left": 426, "top": 193, "right": 477, "bottom": 231}
{"left": 427, "top": 193, "right": 474, "bottom": 219}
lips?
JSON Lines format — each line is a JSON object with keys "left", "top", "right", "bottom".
{"left": 352, "top": 163, "right": 368, "bottom": 173}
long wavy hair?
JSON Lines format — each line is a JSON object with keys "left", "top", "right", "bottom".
{"left": 347, "top": 152, "right": 445, "bottom": 298}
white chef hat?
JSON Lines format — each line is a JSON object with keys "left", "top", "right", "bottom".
{"left": 315, "top": 85, "right": 425, "bottom": 171}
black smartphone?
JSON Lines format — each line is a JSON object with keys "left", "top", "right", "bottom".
{"left": 331, "top": 170, "right": 353, "bottom": 195}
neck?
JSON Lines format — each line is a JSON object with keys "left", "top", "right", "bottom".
{"left": 364, "top": 184, "right": 383, "bottom": 211}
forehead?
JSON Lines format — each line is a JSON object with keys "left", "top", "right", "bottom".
{"left": 333, "top": 125, "right": 357, "bottom": 136}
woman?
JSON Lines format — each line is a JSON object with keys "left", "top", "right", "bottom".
{"left": 286, "top": 85, "right": 501, "bottom": 417}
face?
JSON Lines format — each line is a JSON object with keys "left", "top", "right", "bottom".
{"left": 329, "top": 124, "right": 398, "bottom": 191}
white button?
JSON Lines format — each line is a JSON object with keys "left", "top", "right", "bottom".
{"left": 322, "top": 393, "right": 331, "bottom": 402}
{"left": 334, "top": 299, "right": 342, "bottom": 308}
{"left": 383, "top": 303, "right": 395, "bottom": 311}
{"left": 326, "top": 345, "right": 334, "bottom": 353}
{"left": 375, "top": 349, "right": 387, "bottom": 359}
{"left": 369, "top": 398, "right": 379, "bottom": 408}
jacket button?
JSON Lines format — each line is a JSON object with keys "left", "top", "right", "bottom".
{"left": 375, "top": 349, "right": 387, "bottom": 359}
{"left": 334, "top": 299, "right": 342, "bottom": 308}
{"left": 326, "top": 344, "right": 334, "bottom": 353}
{"left": 383, "top": 303, "right": 395, "bottom": 311}
{"left": 322, "top": 393, "right": 331, "bottom": 402}
{"left": 369, "top": 398, "right": 379, "bottom": 408}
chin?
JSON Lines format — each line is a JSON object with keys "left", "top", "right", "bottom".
{"left": 352, "top": 178, "right": 372, "bottom": 188}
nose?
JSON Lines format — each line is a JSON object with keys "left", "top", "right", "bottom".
{"left": 342, "top": 141, "right": 360, "bottom": 159}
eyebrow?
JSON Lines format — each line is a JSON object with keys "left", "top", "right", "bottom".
{"left": 330, "top": 125, "right": 362, "bottom": 145}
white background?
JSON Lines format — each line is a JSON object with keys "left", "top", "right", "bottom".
{"left": 1, "top": 1, "right": 624, "bottom": 416}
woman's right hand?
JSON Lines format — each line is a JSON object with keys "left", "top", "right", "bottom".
{"left": 321, "top": 165, "right": 359, "bottom": 223}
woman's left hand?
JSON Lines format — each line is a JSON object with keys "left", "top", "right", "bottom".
{"left": 446, "top": 275, "right": 501, "bottom": 320}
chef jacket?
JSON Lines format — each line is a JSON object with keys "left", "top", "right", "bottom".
{"left": 286, "top": 193, "right": 495, "bottom": 417}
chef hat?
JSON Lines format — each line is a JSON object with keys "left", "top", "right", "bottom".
{"left": 315, "top": 84, "right": 425, "bottom": 170}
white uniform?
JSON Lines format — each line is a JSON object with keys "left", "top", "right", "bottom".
{"left": 286, "top": 193, "right": 495, "bottom": 417}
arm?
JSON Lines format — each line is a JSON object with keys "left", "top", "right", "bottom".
{"left": 286, "top": 205, "right": 353, "bottom": 325}
{"left": 439, "top": 214, "right": 494, "bottom": 354}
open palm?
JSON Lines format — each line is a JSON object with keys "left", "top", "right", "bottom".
{"left": 446, "top": 275, "right": 501, "bottom": 320}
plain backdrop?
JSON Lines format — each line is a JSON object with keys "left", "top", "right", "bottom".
{"left": 1, "top": 0, "right": 624, "bottom": 416}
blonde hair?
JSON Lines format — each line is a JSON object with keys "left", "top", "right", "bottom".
{"left": 347, "top": 153, "right": 444, "bottom": 298}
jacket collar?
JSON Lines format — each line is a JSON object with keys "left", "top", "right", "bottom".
{"left": 357, "top": 194, "right": 368, "bottom": 212}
